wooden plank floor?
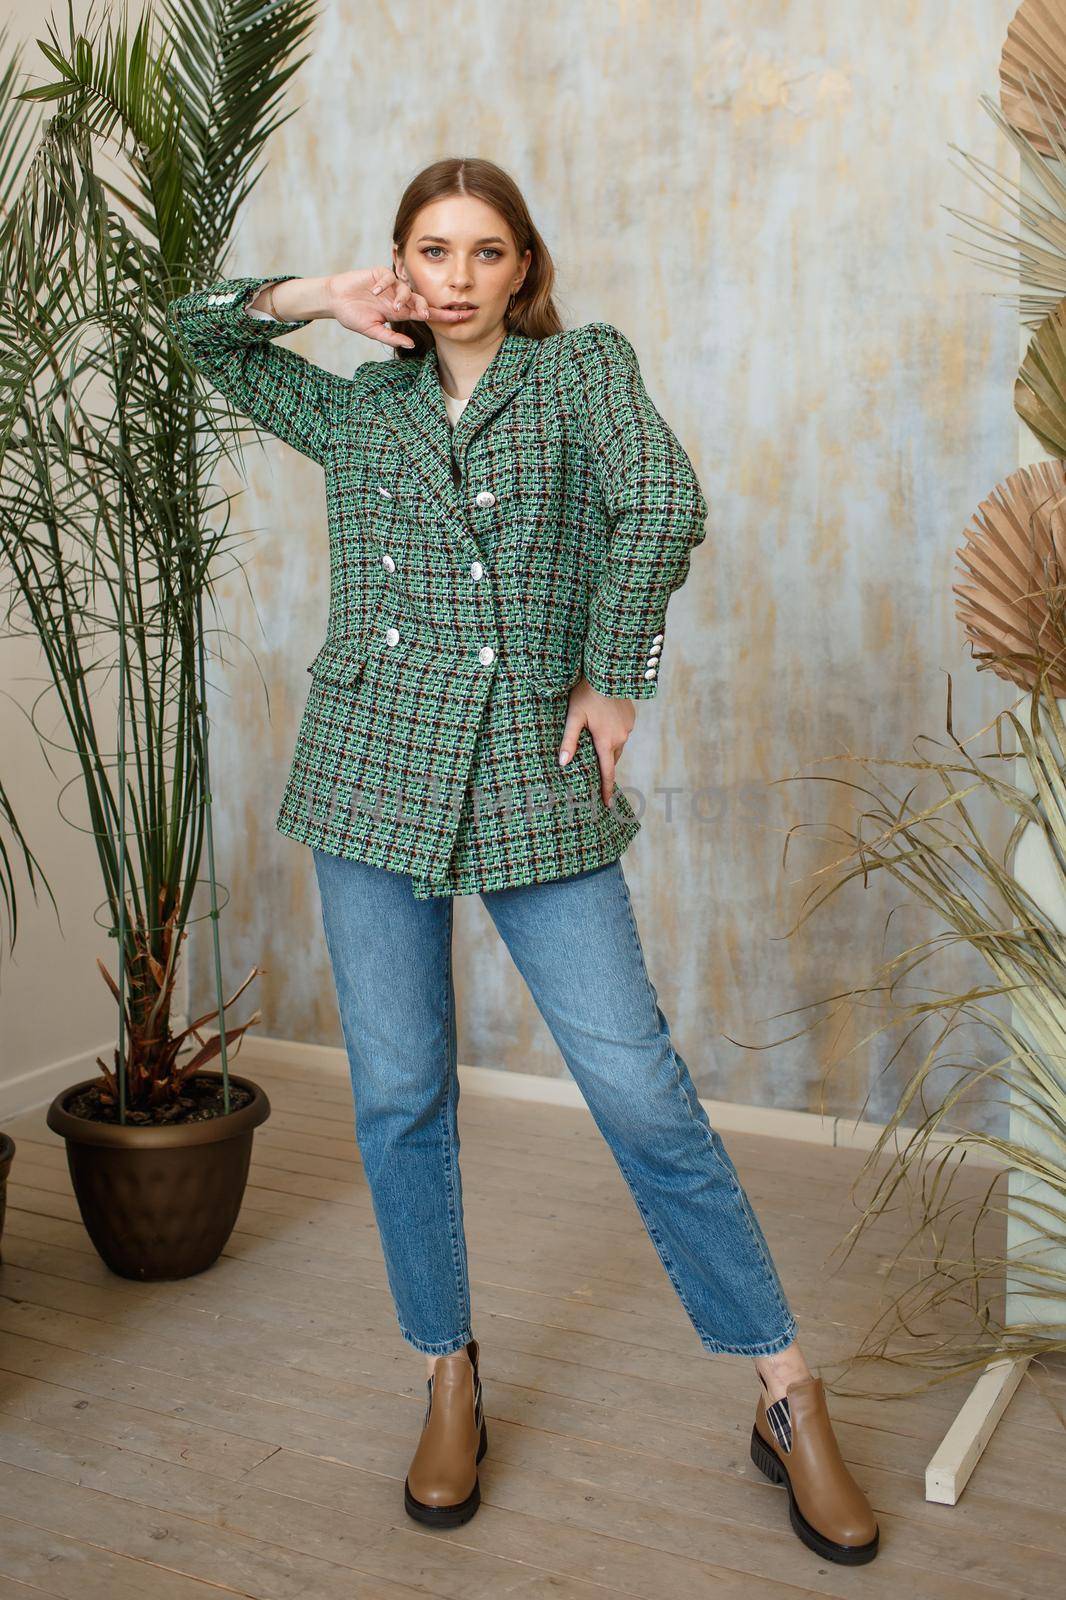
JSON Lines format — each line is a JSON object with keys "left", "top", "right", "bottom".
{"left": 0, "top": 1050, "right": 1063, "bottom": 1599}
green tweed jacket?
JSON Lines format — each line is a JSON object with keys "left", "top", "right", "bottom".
{"left": 165, "top": 274, "right": 709, "bottom": 898}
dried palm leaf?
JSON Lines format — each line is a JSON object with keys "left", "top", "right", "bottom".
{"left": 945, "top": 88, "right": 1066, "bottom": 327}
{"left": 1000, "top": 0, "right": 1066, "bottom": 155}
{"left": 954, "top": 460, "right": 1066, "bottom": 698}
{"left": 758, "top": 678, "right": 1066, "bottom": 1397}
{"left": 1016, "top": 298, "right": 1066, "bottom": 455}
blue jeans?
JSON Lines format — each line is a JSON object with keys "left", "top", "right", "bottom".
{"left": 312, "top": 850, "right": 798, "bottom": 1359}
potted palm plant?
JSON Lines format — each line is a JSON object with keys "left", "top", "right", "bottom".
{"left": 0, "top": 1, "right": 317, "bottom": 1277}
{"left": 0, "top": 1124, "right": 14, "bottom": 1263}
{"left": 0, "top": 774, "right": 53, "bottom": 1258}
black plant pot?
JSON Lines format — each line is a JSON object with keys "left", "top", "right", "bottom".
{"left": 0, "top": 1130, "right": 14, "bottom": 1263}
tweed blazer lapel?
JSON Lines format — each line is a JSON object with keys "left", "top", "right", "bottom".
{"left": 445, "top": 329, "right": 539, "bottom": 462}
{"left": 372, "top": 330, "right": 539, "bottom": 548}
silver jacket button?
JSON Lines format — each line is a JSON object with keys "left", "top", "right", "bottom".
{"left": 648, "top": 641, "right": 661, "bottom": 655}
{"left": 478, "top": 645, "right": 496, "bottom": 665}
{"left": 385, "top": 626, "right": 400, "bottom": 647}
{"left": 382, "top": 553, "right": 396, "bottom": 572}
{"left": 475, "top": 490, "right": 496, "bottom": 508}
{"left": 652, "top": 632, "right": 664, "bottom": 644}
{"left": 643, "top": 667, "right": 657, "bottom": 680}
{"left": 470, "top": 560, "right": 484, "bottom": 581}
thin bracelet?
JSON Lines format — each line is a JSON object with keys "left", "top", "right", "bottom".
{"left": 265, "top": 282, "right": 278, "bottom": 318}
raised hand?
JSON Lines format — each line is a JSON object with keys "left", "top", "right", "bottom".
{"left": 327, "top": 267, "right": 474, "bottom": 348}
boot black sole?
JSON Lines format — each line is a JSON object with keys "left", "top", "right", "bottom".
{"left": 404, "top": 1417, "right": 489, "bottom": 1528}
{"left": 750, "top": 1424, "right": 879, "bottom": 1565}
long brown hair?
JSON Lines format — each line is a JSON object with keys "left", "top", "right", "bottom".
{"left": 389, "top": 157, "right": 564, "bottom": 359}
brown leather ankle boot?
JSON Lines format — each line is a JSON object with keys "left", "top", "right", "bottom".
{"left": 751, "top": 1376, "right": 879, "bottom": 1564}
{"left": 404, "top": 1337, "right": 488, "bottom": 1527}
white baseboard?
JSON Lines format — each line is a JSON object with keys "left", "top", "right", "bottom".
{"left": 0, "top": 1013, "right": 192, "bottom": 1123}
{"left": 0, "top": 1026, "right": 999, "bottom": 1170}
{"left": 234, "top": 1035, "right": 1003, "bottom": 1168}
{"left": 0, "top": 1042, "right": 111, "bottom": 1123}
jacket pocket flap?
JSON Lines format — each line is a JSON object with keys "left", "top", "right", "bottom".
{"left": 306, "top": 635, "right": 373, "bottom": 687}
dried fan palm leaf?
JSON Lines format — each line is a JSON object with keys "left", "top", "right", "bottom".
{"left": 1000, "top": 0, "right": 1066, "bottom": 155}
{"left": 954, "top": 460, "right": 1066, "bottom": 698}
{"left": 945, "top": 90, "right": 1066, "bottom": 327}
{"left": 1015, "top": 298, "right": 1066, "bottom": 456}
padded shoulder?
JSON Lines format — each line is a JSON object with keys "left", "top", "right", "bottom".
{"left": 566, "top": 320, "right": 639, "bottom": 367}
{"left": 564, "top": 322, "right": 642, "bottom": 406}
{"left": 350, "top": 351, "right": 422, "bottom": 390}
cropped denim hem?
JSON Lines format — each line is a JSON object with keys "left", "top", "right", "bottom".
{"left": 697, "top": 1315, "right": 799, "bottom": 1358}
{"left": 398, "top": 1323, "right": 475, "bottom": 1357}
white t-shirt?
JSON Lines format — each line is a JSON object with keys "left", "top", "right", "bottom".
{"left": 441, "top": 386, "right": 469, "bottom": 427}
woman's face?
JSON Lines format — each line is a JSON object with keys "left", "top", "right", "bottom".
{"left": 393, "top": 194, "right": 530, "bottom": 344}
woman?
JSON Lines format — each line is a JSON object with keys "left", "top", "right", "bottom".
{"left": 166, "top": 156, "right": 879, "bottom": 1565}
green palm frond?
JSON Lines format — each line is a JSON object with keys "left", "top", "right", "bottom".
{"left": 0, "top": 0, "right": 316, "bottom": 1106}
{"left": 162, "top": 0, "right": 321, "bottom": 267}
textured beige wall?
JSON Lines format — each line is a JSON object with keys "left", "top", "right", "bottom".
{"left": 184, "top": 0, "right": 1022, "bottom": 1123}
{"left": 3, "top": 2, "right": 1025, "bottom": 1121}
